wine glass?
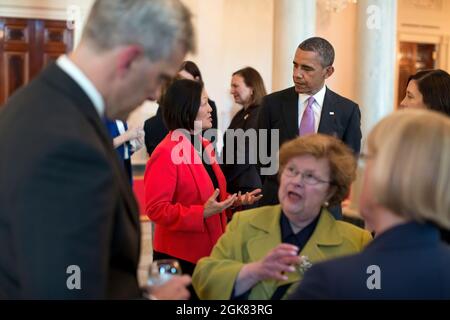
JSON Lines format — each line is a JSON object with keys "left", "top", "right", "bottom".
{"left": 147, "top": 259, "right": 182, "bottom": 287}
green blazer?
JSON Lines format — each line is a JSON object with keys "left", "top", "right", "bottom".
{"left": 192, "top": 205, "right": 372, "bottom": 300}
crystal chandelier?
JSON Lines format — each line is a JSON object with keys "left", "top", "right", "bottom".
{"left": 324, "top": 0, "right": 358, "bottom": 13}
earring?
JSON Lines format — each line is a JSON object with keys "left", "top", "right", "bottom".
{"left": 323, "top": 201, "right": 329, "bottom": 207}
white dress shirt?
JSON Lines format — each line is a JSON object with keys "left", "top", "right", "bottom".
{"left": 56, "top": 55, "right": 105, "bottom": 117}
{"left": 298, "top": 85, "right": 327, "bottom": 133}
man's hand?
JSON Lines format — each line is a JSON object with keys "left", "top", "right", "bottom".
{"left": 145, "top": 275, "right": 191, "bottom": 300}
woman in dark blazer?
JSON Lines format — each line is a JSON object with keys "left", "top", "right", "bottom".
{"left": 144, "top": 79, "right": 261, "bottom": 280}
{"left": 289, "top": 109, "right": 450, "bottom": 300}
{"left": 222, "top": 67, "right": 267, "bottom": 204}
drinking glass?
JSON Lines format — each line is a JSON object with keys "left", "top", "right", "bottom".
{"left": 147, "top": 259, "right": 182, "bottom": 287}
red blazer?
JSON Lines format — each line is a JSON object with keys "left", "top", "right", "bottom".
{"left": 144, "top": 131, "right": 229, "bottom": 264}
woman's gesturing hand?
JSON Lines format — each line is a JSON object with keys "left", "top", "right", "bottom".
{"left": 233, "top": 188, "right": 263, "bottom": 207}
{"left": 203, "top": 189, "right": 237, "bottom": 218}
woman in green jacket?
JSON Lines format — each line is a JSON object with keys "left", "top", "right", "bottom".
{"left": 193, "top": 134, "right": 372, "bottom": 299}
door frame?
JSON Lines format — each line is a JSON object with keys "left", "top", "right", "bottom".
{"left": 395, "top": 31, "right": 450, "bottom": 107}
{"left": 0, "top": 0, "right": 92, "bottom": 45}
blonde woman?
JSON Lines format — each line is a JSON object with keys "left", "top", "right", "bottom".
{"left": 290, "top": 109, "right": 450, "bottom": 299}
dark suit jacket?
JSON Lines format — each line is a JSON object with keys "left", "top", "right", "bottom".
{"left": 144, "top": 99, "right": 218, "bottom": 157}
{"left": 221, "top": 104, "right": 262, "bottom": 195}
{"left": 0, "top": 64, "right": 141, "bottom": 299}
{"left": 257, "top": 86, "right": 362, "bottom": 217}
{"left": 289, "top": 222, "right": 450, "bottom": 299}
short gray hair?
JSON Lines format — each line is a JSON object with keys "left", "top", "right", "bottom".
{"left": 82, "top": 0, "right": 195, "bottom": 61}
{"left": 298, "top": 37, "right": 335, "bottom": 67}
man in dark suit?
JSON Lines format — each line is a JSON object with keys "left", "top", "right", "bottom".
{"left": 257, "top": 37, "right": 361, "bottom": 219}
{"left": 0, "top": 0, "right": 193, "bottom": 299}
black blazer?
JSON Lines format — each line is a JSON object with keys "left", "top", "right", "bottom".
{"left": 144, "top": 107, "right": 168, "bottom": 157}
{"left": 289, "top": 222, "right": 450, "bottom": 299}
{"left": 221, "top": 104, "right": 262, "bottom": 195}
{"left": 257, "top": 87, "right": 362, "bottom": 213}
{"left": 0, "top": 64, "right": 141, "bottom": 299}
{"left": 144, "top": 99, "right": 218, "bottom": 157}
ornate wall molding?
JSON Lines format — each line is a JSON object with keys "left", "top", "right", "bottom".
{"left": 411, "top": 0, "right": 443, "bottom": 10}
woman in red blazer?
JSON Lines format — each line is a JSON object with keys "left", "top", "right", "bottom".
{"left": 144, "top": 79, "right": 261, "bottom": 280}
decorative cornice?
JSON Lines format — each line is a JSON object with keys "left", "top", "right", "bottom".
{"left": 411, "top": 0, "right": 443, "bottom": 10}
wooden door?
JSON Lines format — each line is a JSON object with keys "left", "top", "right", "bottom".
{"left": 0, "top": 17, "right": 73, "bottom": 106}
{"left": 397, "top": 42, "right": 437, "bottom": 107}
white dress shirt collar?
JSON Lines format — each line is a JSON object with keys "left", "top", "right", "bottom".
{"left": 298, "top": 85, "right": 327, "bottom": 133}
{"left": 298, "top": 85, "right": 327, "bottom": 108}
{"left": 56, "top": 55, "right": 105, "bottom": 117}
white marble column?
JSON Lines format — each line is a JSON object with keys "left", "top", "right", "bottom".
{"left": 355, "top": 0, "right": 397, "bottom": 140}
{"left": 349, "top": 0, "right": 397, "bottom": 218}
{"left": 272, "top": 0, "right": 316, "bottom": 92}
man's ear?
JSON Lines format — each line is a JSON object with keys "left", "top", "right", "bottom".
{"left": 324, "top": 66, "right": 334, "bottom": 79}
{"left": 116, "top": 45, "right": 144, "bottom": 77}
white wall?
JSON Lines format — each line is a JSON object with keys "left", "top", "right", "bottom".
{"left": 316, "top": 1, "right": 358, "bottom": 102}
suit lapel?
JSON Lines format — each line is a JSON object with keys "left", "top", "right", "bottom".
{"left": 318, "top": 88, "right": 339, "bottom": 136}
{"left": 42, "top": 64, "right": 140, "bottom": 231}
{"left": 280, "top": 87, "right": 299, "bottom": 140}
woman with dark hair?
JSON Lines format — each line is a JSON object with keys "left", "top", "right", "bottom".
{"left": 400, "top": 69, "right": 450, "bottom": 116}
{"left": 222, "top": 67, "right": 267, "bottom": 204}
{"left": 178, "top": 61, "right": 218, "bottom": 129}
{"left": 144, "top": 79, "right": 261, "bottom": 287}
{"left": 144, "top": 61, "right": 218, "bottom": 156}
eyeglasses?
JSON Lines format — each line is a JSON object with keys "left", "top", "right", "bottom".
{"left": 283, "top": 167, "right": 332, "bottom": 185}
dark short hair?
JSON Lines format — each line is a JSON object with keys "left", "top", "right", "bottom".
{"left": 232, "top": 67, "right": 267, "bottom": 107}
{"left": 298, "top": 37, "right": 335, "bottom": 67}
{"left": 162, "top": 79, "right": 204, "bottom": 130}
{"left": 179, "top": 60, "right": 203, "bottom": 82}
{"left": 408, "top": 69, "right": 450, "bottom": 116}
